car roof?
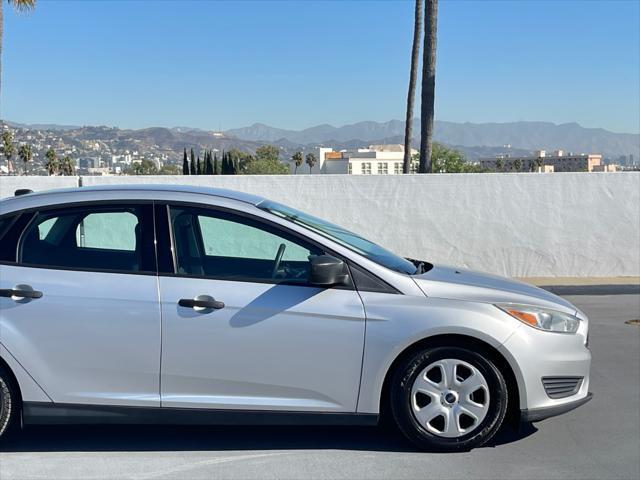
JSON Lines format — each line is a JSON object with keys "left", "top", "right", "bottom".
{"left": 0, "top": 184, "right": 266, "bottom": 207}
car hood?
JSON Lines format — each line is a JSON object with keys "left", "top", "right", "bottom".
{"left": 412, "top": 264, "right": 577, "bottom": 314}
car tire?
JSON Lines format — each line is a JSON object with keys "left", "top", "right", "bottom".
{"left": 0, "top": 366, "right": 19, "bottom": 442}
{"left": 390, "top": 346, "right": 508, "bottom": 452}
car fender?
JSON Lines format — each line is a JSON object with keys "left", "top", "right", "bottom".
{"left": 356, "top": 293, "right": 525, "bottom": 414}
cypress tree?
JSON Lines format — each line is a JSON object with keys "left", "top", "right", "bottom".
{"left": 221, "top": 152, "right": 229, "bottom": 175}
{"left": 205, "top": 150, "right": 214, "bottom": 174}
{"left": 214, "top": 154, "right": 219, "bottom": 175}
{"left": 190, "top": 148, "right": 196, "bottom": 175}
{"left": 227, "top": 153, "right": 233, "bottom": 175}
{"left": 182, "top": 148, "right": 189, "bottom": 175}
{"left": 197, "top": 156, "right": 202, "bottom": 175}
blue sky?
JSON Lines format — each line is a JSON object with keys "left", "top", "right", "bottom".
{"left": 2, "top": 0, "right": 639, "bottom": 133}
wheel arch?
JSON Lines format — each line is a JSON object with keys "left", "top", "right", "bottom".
{"left": 378, "top": 333, "right": 521, "bottom": 424}
{"left": 0, "top": 344, "right": 51, "bottom": 404}
{"left": 0, "top": 355, "right": 23, "bottom": 405}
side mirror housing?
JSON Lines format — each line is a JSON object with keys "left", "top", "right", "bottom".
{"left": 309, "top": 255, "right": 349, "bottom": 287}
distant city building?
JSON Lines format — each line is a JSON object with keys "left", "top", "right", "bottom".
{"left": 78, "top": 157, "right": 99, "bottom": 169}
{"left": 312, "top": 145, "right": 418, "bottom": 175}
{"left": 479, "top": 150, "right": 616, "bottom": 173}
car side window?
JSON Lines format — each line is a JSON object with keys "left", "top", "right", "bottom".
{"left": 18, "top": 204, "right": 155, "bottom": 273}
{"left": 0, "top": 214, "right": 17, "bottom": 242}
{"left": 75, "top": 212, "right": 138, "bottom": 251}
{"left": 169, "top": 206, "right": 323, "bottom": 283}
{"left": 0, "top": 214, "right": 19, "bottom": 261}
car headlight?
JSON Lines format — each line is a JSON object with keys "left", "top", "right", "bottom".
{"left": 495, "top": 304, "right": 580, "bottom": 333}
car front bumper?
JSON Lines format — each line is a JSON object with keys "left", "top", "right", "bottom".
{"left": 498, "top": 316, "right": 592, "bottom": 419}
{"left": 520, "top": 391, "right": 593, "bottom": 422}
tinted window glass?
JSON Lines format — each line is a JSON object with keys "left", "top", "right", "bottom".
{"left": 170, "top": 206, "right": 323, "bottom": 282}
{"left": 37, "top": 218, "right": 57, "bottom": 240}
{"left": 19, "top": 205, "right": 155, "bottom": 273}
{"left": 75, "top": 212, "right": 138, "bottom": 251}
{"left": 0, "top": 214, "right": 17, "bottom": 241}
{"left": 0, "top": 213, "right": 32, "bottom": 262}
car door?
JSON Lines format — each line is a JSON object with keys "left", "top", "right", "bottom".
{"left": 158, "top": 203, "right": 366, "bottom": 412}
{"left": 0, "top": 202, "right": 161, "bottom": 407}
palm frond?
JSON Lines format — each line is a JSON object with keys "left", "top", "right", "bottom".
{"left": 7, "top": 0, "right": 37, "bottom": 12}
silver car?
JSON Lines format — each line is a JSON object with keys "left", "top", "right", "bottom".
{"left": 0, "top": 185, "right": 592, "bottom": 451}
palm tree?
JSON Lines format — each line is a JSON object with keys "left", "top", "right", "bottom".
{"left": 44, "top": 147, "right": 58, "bottom": 175}
{"left": 17, "top": 143, "right": 31, "bottom": 174}
{"left": 60, "top": 155, "right": 74, "bottom": 175}
{"left": 292, "top": 151, "right": 303, "bottom": 174}
{"left": 305, "top": 152, "right": 316, "bottom": 174}
{"left": 419, "top": 0, "right": 438, "bottom": 173}
{"left": 1, "top": 129, "right": 14, "bottom": 173}
{"left": 1, "top": 1, "right": 36, "bottom": 101}
{"left": 513, "top": 158, "right": 522, "bottom": 171}
{"left": 403, "top": 0, "right": 422, "bottom": 174}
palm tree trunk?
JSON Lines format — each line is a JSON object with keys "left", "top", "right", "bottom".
{"left": 403, "top": 0, "right": 422, "bottom": 174}
{"left": 419, "top": 0, "right": 438, "bottom": 174}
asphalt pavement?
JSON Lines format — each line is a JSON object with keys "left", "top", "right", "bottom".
{"left": 1, "top": 293, "right": 638, "bottom": 480}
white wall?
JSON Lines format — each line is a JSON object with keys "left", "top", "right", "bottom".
{"left": 2, "top": 173, "right": 639, "bottom": 278}
{"left": 0, "top": 176, "right": 78, "bottom": 198}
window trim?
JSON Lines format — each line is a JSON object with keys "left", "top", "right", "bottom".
{"left": 159, "top": 201, "right": 357, "bottom": 289}
{"left": 1, "top": 200, "right": 158, "bottom": 277}
{"left": 1, "top": 199, "right": 399, "bottom": 293}
{"left": 153, "top": 203, "right": 176, "bottom": 275}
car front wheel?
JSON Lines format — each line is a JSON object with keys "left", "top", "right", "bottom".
{"left": 390, "top": 346, "right": 508, "bottom": 451}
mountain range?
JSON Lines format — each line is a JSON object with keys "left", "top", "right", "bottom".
{"left": 226, "top": 120, "right": 639, "bottom": 159}
{"left": 6, "top": 119, "right": 638, "bottom": 161}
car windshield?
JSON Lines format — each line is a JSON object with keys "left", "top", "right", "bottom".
{"left": 258, "top": 200, "right": 418, "bottom": 275}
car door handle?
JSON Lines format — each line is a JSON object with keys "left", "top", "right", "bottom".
{"left": 0, "top": 287, "right": 43, "bottom": 299}
{"left": 178, "top": 297, "right": 225, "bottom": 310}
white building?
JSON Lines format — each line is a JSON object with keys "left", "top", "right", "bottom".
{"left": 314, "top": 145, "right": 418, "bottom": 175}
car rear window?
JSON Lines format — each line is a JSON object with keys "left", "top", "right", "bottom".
{"left": 16, "top": 205, "right": 156, "bottom": 273}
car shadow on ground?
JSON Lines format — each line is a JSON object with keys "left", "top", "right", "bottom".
{"left": 1, "top": 423, "right": 537, "bottom": 453}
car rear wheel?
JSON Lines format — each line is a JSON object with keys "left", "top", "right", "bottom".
{"left": 390, "top": 346, "right": 508, "bottom": 451}
{"left": 0, "top": 366, "right": 19, "bottom": 441}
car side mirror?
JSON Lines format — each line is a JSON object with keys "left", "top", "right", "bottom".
{"left": 309, "top": 255, "right": 349, "bottom": 287}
